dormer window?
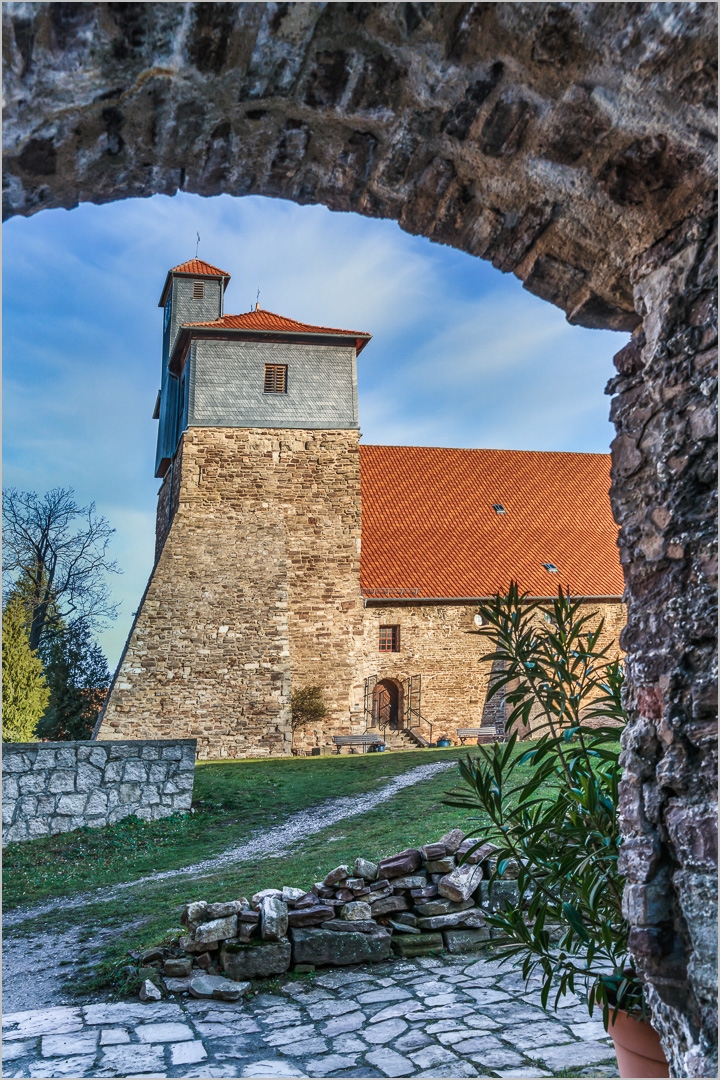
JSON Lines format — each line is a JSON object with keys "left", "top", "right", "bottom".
{"left": 193, "top": 280, "right": 205, "bottom": 299}
{"left": 264, "top": 364, "right": 287, "bottom": 394}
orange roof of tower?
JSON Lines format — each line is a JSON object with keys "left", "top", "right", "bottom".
{"left": 359, "top": 445, "right": 623, "bottom": 599}
{"left": 158, "top": 259, "right": 231, "bottom": 306}
{"left": 181, "top": 308, "right": 372, "bottom": 354}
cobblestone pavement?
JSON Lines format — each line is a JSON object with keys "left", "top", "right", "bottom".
{"left": 2, "top": 954, "right": 619, "bottom": 1079}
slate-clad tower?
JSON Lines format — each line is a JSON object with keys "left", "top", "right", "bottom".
{"left": 97, "top": 259, "right": 371, "bottom": 758}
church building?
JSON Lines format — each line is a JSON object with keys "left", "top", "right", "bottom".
{"left": 95, "top": 259, "right": 625, "bottom": 758}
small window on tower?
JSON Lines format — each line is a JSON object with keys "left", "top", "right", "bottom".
{"left": 379, "top": 626, "right": 400, "bottom": 652}
{"left": 193, "top": 280, "right": 205, "bottom": 299}
{"left": 264, "top": 364, "right": 288, "bottom": 394}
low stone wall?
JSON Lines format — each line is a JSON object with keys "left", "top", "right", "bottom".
{"left": 2, "top": 739, "right": 196, "bottom": 845}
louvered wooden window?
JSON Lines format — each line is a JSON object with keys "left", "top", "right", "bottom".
{"left": 193, "top": 280, "right": 205, "bottom": 298}
{"left": 264, "top": 364, "right": 288, "bottom": 394}
{"left": 379, "top": 626, "right": 400, "bottom": 652}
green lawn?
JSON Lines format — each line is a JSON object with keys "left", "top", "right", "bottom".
{"left": 3, "top": 748, "right": 487, "bottom": 910}
{"left": 3, "top": 745, "right": 546, "bottom": 996}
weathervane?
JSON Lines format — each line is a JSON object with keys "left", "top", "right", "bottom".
{"left": 195, "top": 231, "right": 200, "bottom": 257}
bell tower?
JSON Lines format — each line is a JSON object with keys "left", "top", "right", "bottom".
{"left": 97, "top": 259, "right": 371, "bottom": 759}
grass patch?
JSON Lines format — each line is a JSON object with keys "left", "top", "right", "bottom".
{"left": 3, "top": 748, "right": 470, "bottom": 910}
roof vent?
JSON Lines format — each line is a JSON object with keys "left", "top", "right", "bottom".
{"left": 492, "top": 503, "right": 506, "bottom": 514}
{"left": 542, "top": 562, "right": 559, "bottom": 573}
{"left": 193, "top": 280, "right": 205, "bottom": 299}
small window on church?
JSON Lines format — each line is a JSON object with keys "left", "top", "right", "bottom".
{"left": 264, "top": 364, "right": 288, "bottom": 394}
{"left": 379, "top": 626, "right": 400, "bottom": 652}
{"left": 193, "top": 280, "right": 205, "bottom": 298}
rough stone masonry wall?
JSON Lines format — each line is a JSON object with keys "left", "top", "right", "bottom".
{"left": 3, "top": 4, "right": 717, "bottom": 1072}
{"left": 2, "top": 739, "right": 196, "bottom": 845}
{"left": 99, "top": 428, "right": 363, "bottom": 759}
{"left": 611, "top": 205, "right": 718, "bottom": 1077}
{"left": 354, "top": 601, "right": 625, "bottom": 746}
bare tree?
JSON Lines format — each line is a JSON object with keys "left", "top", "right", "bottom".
{"left": 2, "top": 487, "right": 120, "bottom": 651}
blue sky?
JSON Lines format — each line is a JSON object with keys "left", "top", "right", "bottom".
{"left": 3, "top": 193, "right": 627, "bottom": 667}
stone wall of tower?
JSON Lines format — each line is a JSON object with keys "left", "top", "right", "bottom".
{"left": 97, "top": 427, "right": 363, "bottom": 758}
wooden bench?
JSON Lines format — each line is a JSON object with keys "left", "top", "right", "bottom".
{"left": 457, "top": 727, "right": 498, "bottom": 745}
{"left": 332, "top": 734, "right": 382, "bottom": 754}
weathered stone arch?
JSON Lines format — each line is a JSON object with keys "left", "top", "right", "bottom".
{"left": 2, "top": 3, "right": 716, "bottom": 1074}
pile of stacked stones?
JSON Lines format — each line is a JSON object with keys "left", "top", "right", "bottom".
{"left": 137, "top": 830, "right": 524, "bottom": 1003}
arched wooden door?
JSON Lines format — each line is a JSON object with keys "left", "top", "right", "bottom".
{"left": 374, "top": 679, "right": 402, "bottom": 730}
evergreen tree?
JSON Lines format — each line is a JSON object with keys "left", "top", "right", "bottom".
{"left": 2, "top": 592, "right": 49, "bottom": 741}
{"left": 37, "top": 622, "right": 110, "bottom": 741}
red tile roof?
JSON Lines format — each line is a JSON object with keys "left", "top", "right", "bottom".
{"left": 159, "top": 259, "right": 231, "bottom": 306}
{"left": 359, "top": 446, "right": 623, "bottom": 599}
{"left": 182, "top": 308, "right": 372, "bottom": 353}
{"left": 169, "top": 259, "right": 231, "bottom": 278}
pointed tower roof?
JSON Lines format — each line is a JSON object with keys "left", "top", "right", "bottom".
{"left": 158, "top": 259, "right": 231, "bottom": 306}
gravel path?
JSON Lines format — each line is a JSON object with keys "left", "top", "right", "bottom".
{"left": 1, "top": 954, "right": 620, "bottom": 1079}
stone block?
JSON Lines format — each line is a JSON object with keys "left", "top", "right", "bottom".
{"left": 2, "top": 801, "right": 16, "bottom": 825}
{"left": 415, "top": 898, "right": 474, "bottom": 916}
{"left": 438, "top": 828, "right": 466, "bottom": 852}
{"left": 2, "top": 752, "right": 33, "bottom": 772}
{"left": 122, "top": 761, "right": 148, "bottom": 782}
{"left": 194, "top": 915, "right": 238, "bottom": 944}
{"left": 391, "top": 933, "right": 444, "bottom": 958}
{"left": 425, "top": 857, "right": 457, "bottom": 874}
{"left": 443, "top": 928, "right": 491, "bottom": 952}
{"left": 4, "top": 821, "right": 28, "bottom": 842}
{"left": 221, "top": 939, "right": 292, "bottom": 978}
{"left": 140, "top": 783, "right": 161, "bottom": 805}
{"left": 49, "top": 816, "right": 75, "bottom": 834}
{"left": 323, "top": 865, "right": 349, "bottom": 886}
{"left": 340, "top": 901, "right": 372, "bottom": 921}
{"left": 36, "top": 794, "right": 57, "bottom": 815}
{"left": 54, "top": 748, "right": 78, "bottom": 768}
{"left": 85, "top": 790, "right": 109, "bottom": 815}
{"left": 148, "top": 763, "right": 169, "bottom": 783}
{"left": 141, "top": 744, "right": 161, "bottom": 760}
{"left": 378, "top": 849, "right": 423, "bottom": 879}
{"left": 354, "top": 857, "right": 378, "bottom": 880}
{"left": 417, "top": 909, "right": 485, "bottom": 930}
{"left": 391, "top": 875, "right": 427, "bottom": 890}
{"left": 260, "top": 896, "right": 288, "bottom": 940}
{"left": 118, "top": 782, "right": 142, "bottom": 804}
{"left": 103, "top": 761, "right": 124, "bottom": 783}
{"left": 162, "top": 745, "right": 183, "bottom": 760}
{"left": 420, "top": 842, "right": 448, "bottom": 861}
{"left": 290, "top": 927, "right": 391, "bottom": 967}
{"left": 107, "top": 743, "right": 136, "bottom": 759}
{"left": 371, "top": 895, "right": 409, "bottom": 917}
{"left": 19, "top": 772, "right": 48, "bottom": 795}
{"left": 3, "top": 775, "right": 19, "bottom": 800}
{"left": 438, "top": 862, "right": 484, "bottom": 902}
{"left": 18, "top": 795, "right": 39, "bottom": 817}
{"left": 107, "top": 805, "right": 134, "bottom": 825}
{"left": 27, "top": 817, "right": 51, "bottom": 838}
{"left": 325, "top": 919, "right": 379, "bottom": 933}
{"left": 76, "top": 762, "right": 103, "bottom": 792}
{"left": 287, "top": 906, "right": 334, "bottom": 928}
{"left": 56, "top": 793, "right": 88, "bottom": 816}
{"left": 188, "top": 975, "right": 248, "bottom": 1001}
{"left": 32, "top": 749, "right": 58, "bottom": 770}
{"left": 456, "top": 839, "right": 497, "bottom": 865}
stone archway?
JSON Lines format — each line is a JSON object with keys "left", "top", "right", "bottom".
{"left": 2, "top": 4, "right": 716, "bottom": 1073}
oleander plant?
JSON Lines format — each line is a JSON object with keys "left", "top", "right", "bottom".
{"left": 448, "top": 583, "right": 644, "bottom": 1024}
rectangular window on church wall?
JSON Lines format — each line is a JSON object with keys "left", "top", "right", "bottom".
{"left": 379, "top": 626, "right": 400, "bottom": 652}
{"left": 193, "top": 280, "right": 205, "bottom": 298}
{"left": 264, "top": 364, "right": 288, "bottom": 394}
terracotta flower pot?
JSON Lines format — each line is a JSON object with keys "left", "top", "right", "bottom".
{"left": 607, "top": 1009, "right": 669, "bottom": 1078}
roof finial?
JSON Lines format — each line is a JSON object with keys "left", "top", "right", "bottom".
{"left": 195, "top": 231, "right": 200, "bottom": 258}
{"left": 255, "top": 287, "right": 261, "bottom": 312}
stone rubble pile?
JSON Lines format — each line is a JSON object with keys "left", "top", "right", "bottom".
{"left": 137, "top": 829, "right": 526, "bottom": 1003}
